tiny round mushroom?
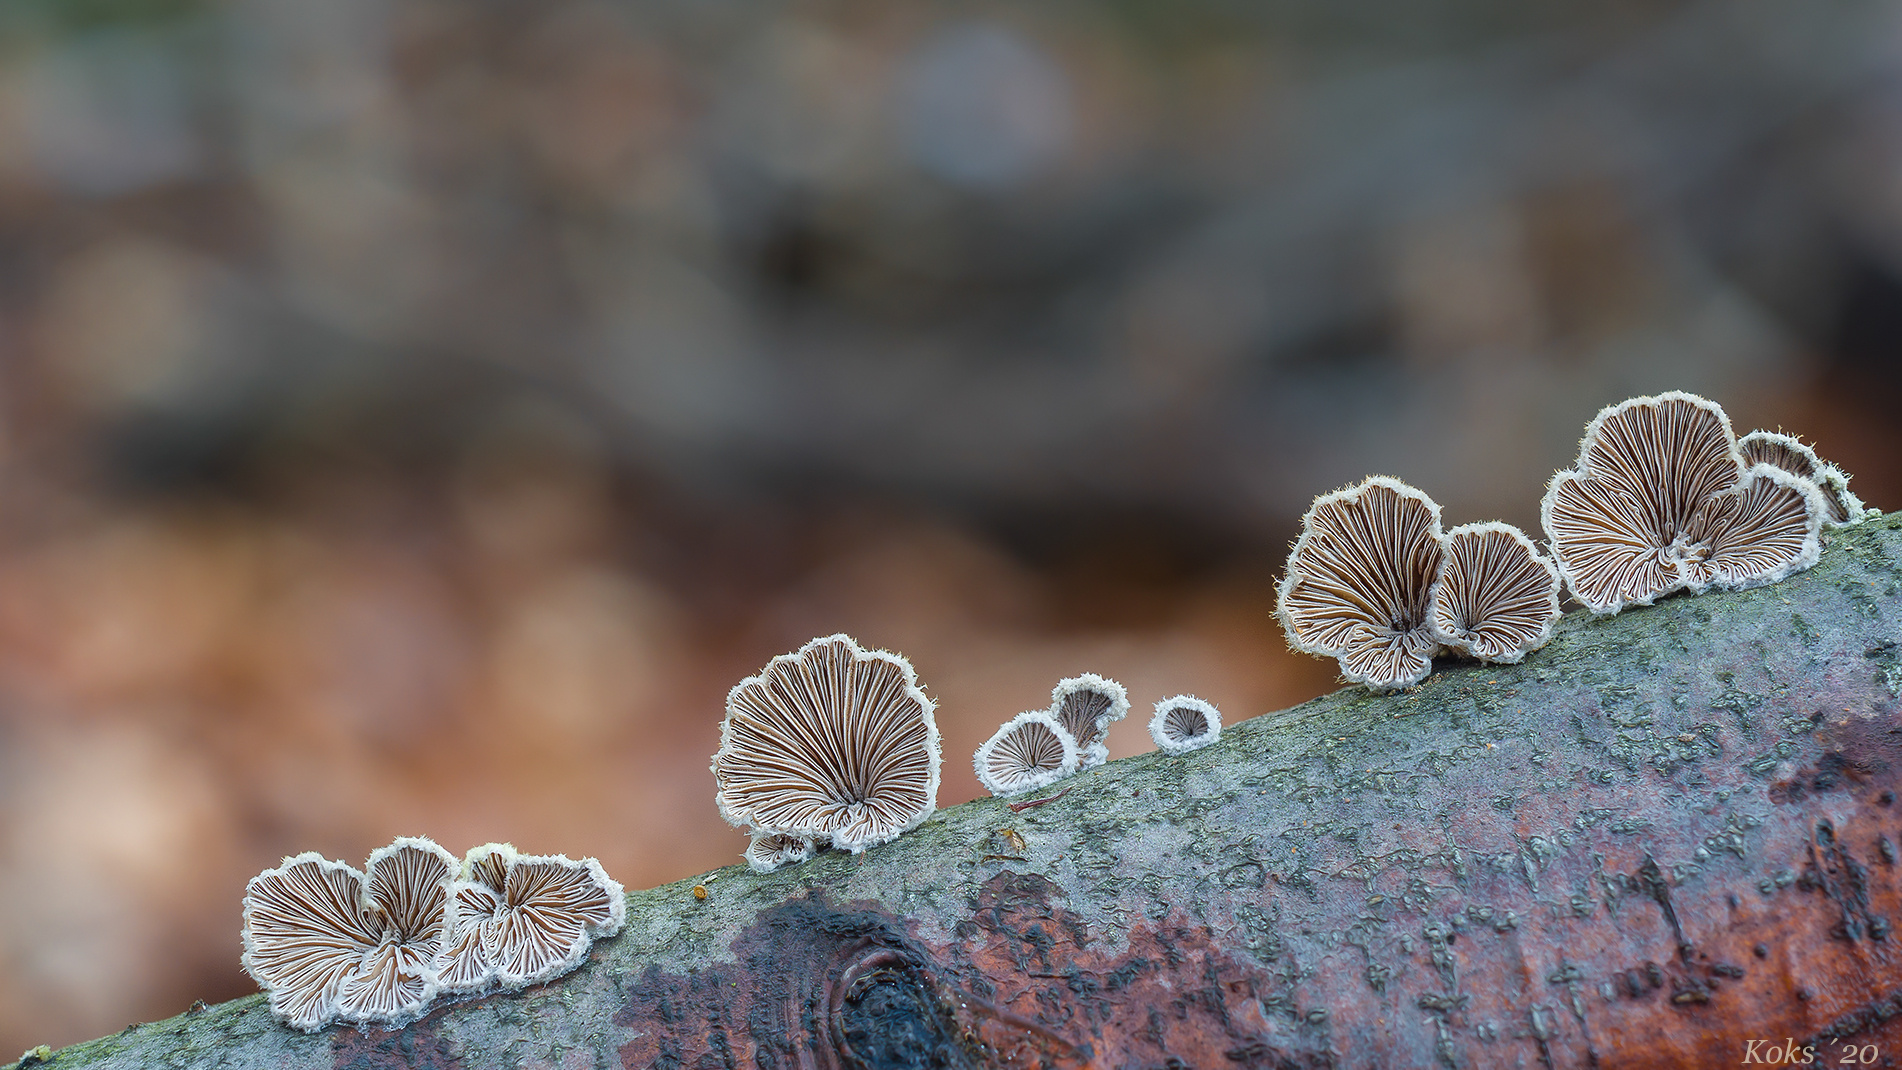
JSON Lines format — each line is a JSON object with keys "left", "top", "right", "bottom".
{"left": 974, "top": 710, "right": 1079, "bottom": 797}
{"left": 1542, "top": 393, "right": 1823, "bottom": 613}
{"left": 1429, "top": 522, "right": 1561, "bottom": 664}
{"left": 241, "top": 836, "right": 458, "bottom": 1032}
{"left": 434, "top": 842, "right": 626, "bottom": 995}
{"left": 1277, "top": 475, "right": 1446, "bottom": 691}
{"left": 745, "top": 833, "right": 821, "bottom": 873}
{"left": 712, "top": 634, "right": 941, "bottom": 853}
{"left": 1148, "top": 695, "right": 1221, "bottom": 754}
{"left": 1739, "top": 431, "right": 1868, "bottom": 526}
{"left": 1047, "top": 673, "right": 1130, "bottom": 770}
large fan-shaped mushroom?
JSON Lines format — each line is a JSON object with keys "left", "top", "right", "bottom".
{"left": 1277, "top": 476, "right": 1446, "bottom": 690}
{"left": 1739, "top": 430, "right": 1868, "bottom": 527}
{"left": 1148, "top": 695, "right": 1221, "bottom": 754}
{"left": 1541, "top": 392, "right": 1823, "bottom": 614}
{"left": 434, "top": 842, "right": 625, "bottom": 995}
{"left": 241, "top": 837, "right": 457, "bottom": 1032}
{"left": 974, "top": 710, "right": 1079, "bottom": 796}
{"left": 1047, "top": 673, "right": 1129, "bottom": 770}
{"left": 1429, "top": 522, "right": 1561, "bottom": 664}
{"left": 712, "top": 634, "right": 941, "bottom": 853}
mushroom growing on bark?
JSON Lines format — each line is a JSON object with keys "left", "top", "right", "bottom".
{"left": 1429, "top": 522, "right": 1561, "bottom": 664}
{"left": 434, "top": 842, "right": 625, "bottom": 995}
{"left": 745, "top": 833, "right": 820, "bottom": 873}
{"left": 1739, "top": 430, "right": 1868, "bottom": 527}
{"left": 1047, "top": 673, "right": 1129, "bottom": 769}
{"left": 973, "top": 710, "right": 1079, "bottom": 796}
{"left": 1541, "top": 392, "right": 1824, "bottom": 614}
{"left": 1277, "top": 476, "right": 1446, "bottom": 690}
{"left": 712, "top": 634, "right": 941, "bottom": 853}
{"left": 241, "top": 837, "right": 457, "bottom": 1032}
{"left": 1148, "top": 695, "right": 1221, "bottom": 754}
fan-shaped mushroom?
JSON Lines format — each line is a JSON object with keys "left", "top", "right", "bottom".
{"left": 745, "top": 833, "right": 820, "bottom": 873}
{"left": 1541, "top": 392, "right": 1823, "bottom": 614}
{"left": 1277, "top": 476, "right": 1446, "bottom": 690}
{"left": 435, "top": 842, "right": 626, "bottom": 995}
{"left": 1739, "top": 430, "right": 1868, "bottom": 526}
{"left": 1148, "top": 695, "right": 1221, "bottom": 754}
{"left": 974, "top": 710, "right": 1079, "bottom": 796}
{"left": 1429, "top": 522, "right": 1561, "bottom": 664}
{"left": 241, "top": 837, "right": 457, "bottom": 1032}
{"left": 712, "top": 634, "right": 941, "bottom": 853}
{"left": 1047, "top": 673, "right": 1130, "bottom": 769}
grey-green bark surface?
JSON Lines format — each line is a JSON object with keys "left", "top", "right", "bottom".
{"left": 16, "top": 516, "right": 1902, "bottom": 1070}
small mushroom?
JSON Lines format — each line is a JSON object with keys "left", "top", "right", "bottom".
{"left": 974, "top": 710, "right": 1079, "bottom": 796}
{"left": 435, "top": 842, "right": 626, "bottom": 994}
{"left": 1542, "top": 392, "right": 1823, "bottom": 613}
{"left": 1047, "top": 673, "right": 1130, "bottom": 769}
{"left": 712, "top": 634, "right": 941, "bottom": 853}
{"left": 745, "top": 833, "right": 821, "bottom": 873}
{"left": 241, "top": 837, "right": 457, "bottom": 1032}
{"left": 1429, "top": 522, "right": 1561, "bottom": 664}
{"left": 1739, "top": 431, "right": 1868, "bottom": 526}
{"left": 1148, "top": 695, "right": 1221, "bottom": 754}
{"left": 1277, "top": 476, "right": 1445, "bottom": 691}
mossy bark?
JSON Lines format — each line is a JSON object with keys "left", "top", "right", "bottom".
{"left": 21, "top": 517, "right": 1902, "bottom": 1070}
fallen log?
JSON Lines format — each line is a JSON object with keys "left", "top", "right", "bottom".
{"left": 21, "top": 515, "right": 1902, "bottom": 1070}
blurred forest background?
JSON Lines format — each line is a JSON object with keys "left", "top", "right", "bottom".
{"left": 0, "top": 0, "right": 1898, "bottom": 1052}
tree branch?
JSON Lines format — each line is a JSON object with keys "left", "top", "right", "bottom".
{"left": 23, "top": 517, "right": 1902, "bottom": 1070}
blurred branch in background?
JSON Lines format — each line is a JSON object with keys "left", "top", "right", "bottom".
{"left": 0, "top": 0, "right": 1897, "bottom": 1053}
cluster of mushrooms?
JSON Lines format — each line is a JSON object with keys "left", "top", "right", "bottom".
{"left": 240, "top": 836, "right": 624, "bottom": 1031}
{"left": 241, "top": 388, "right": 1873, "bottom": 1033}
{"left": 1278, "top": 390, "right": 1868, "bottom": 690}
{"left": 710, "top": 390, "right": 1871, "bottom": 874}
{"left": 972, "top": 676, "right": 1223, "bottom": 798}
{"left": 711, "top": 635, "right": 1228, "bottom": 873}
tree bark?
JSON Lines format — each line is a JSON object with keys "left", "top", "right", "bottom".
{"left": 22, "top": 517, "right": 1902, "bottom": 1070}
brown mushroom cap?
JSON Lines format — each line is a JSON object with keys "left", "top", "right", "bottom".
{"left": 241, "top": 837, "right": 457, "bottom": 1032}
{"left": 973, "top": 710, "right": 1078, "bottom": 796}
{"left": 1148, "top": 695, "right": 1221, "bottom": 754}
{"left": 1276, "top": 476, "right": 1446, "bottom": 691}
{"left": 1739, "top": 430, "right": 1866, "bottom": 526}
{"left": 1542, "top": 393, "right": 1822, "bottom": 613}
{"left": 1047, "top": 674, "right": 1129, "bottom": 769}
{"left": 435, "top": 842, "right": 626, "bottom": 994}
{"left": 712, "top": 634, "right": 941, "bottom": 853}
{"left": 1429, "top": 522, "right": 1561, "bottom": 664}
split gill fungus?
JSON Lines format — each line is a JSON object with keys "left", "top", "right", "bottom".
{"left": 1046, "top": 673, "right": 1130, "bottom": 770}
{"left": 1429, "top": 521, "right": 1562, "bottom": 664}
{"left": 1542, "top": 391, "right": 1825, "bottom": 614}
{"left": 1148, "top": 694, "right": 1222, "bottom": 753}
{"left": 1277, "top": 476, "right": 1447, "bottom": 690}
{"left": 973, "top": 710, "right": 1080, "bottom": 797}
{"left": 434, "top": 842, "right": 625, "bottom": 996}
{"left": 240, "top": 837, "right": 456, "bottom": 1032}
{"left": 712, "top": 633, "right": 942, "bottom": 853}
{"left": 1739, "top": 429, "right": 1869, "bottom": 527}
{"left": 241, "top": 835, "right": 624, "bottom": 1033}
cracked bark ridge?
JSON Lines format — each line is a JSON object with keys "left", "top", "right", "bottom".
{"left": 28, "top": 516, "right": 1902, "bottom": 1070}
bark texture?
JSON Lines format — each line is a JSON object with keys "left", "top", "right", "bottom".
{"left": 19, "top": 516, "right": 1902, "bottom": 1070}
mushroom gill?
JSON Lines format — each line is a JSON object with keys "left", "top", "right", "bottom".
{"left": 1276, "top": 476, "right": 1446, "bottom": 691}
{"left": 974, "top": 710, "right": 1078, "bottom": 797}
{"left": 712, "top": 634, "right": 941, "bottom": 853}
